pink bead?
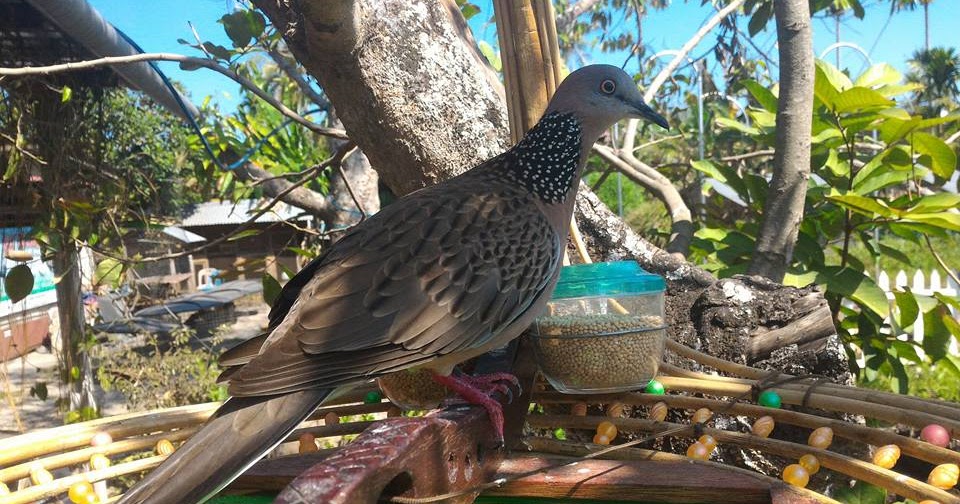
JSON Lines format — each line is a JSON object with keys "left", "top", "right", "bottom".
{"left": 921, "top": 424, "right": 951, "bottom": 448}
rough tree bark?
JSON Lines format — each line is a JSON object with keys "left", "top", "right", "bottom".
{"left": 747, "top": 0, "right": 814, "bottom": 282}
{"left": 250, "top": 0, "right": 842, "bottom": 375}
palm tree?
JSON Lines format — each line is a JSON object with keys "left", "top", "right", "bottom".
{"left": 906, "top": 47, "right": 960, "bottom": 116}
{"left": 890, "top": 0, "right": 934, "bottom": 50}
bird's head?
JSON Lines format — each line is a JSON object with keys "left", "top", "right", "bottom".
{"left": 545, "top": 64, "right": 669, "bottom": 138}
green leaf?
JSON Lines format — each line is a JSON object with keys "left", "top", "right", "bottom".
{"left": 815, "top": 60, "right": 853, "bottom": 108}
{"left": 691, "top": 160, "right": 749, "bottom": 202}
{"left": 61, "top": 86, "right": 73, "bottom": 103}
{"left": 922, "top": 305, "right": 952, "bottom": 361}
{"left": 747, "top": 1, "right": 772, "bottom": 36}
{"left": 911, "top": 132, "right": 957, "bottom": 179}
{"left": 262, "top": 274, "right": 282, "bottom": 306}
{"left": 853, "top": 165, "right": 915, "bottom": 195}
{"left": 219, "top": 10, "right": 266, "bottom": 48}
{"left": 816, "top": 266, "right": 890, "bottom": 318}
{"left": 854, "top": 63, "right": 902, "bottom": 88}
{"left": 227, "top": 229, "right": 262, "bottom": 241}
{"left": 715, "top": 116, "right": 759, "bottom": 135}
{"left": 892, "top": 290, "right": 919, "bottom": 328}
{"left": 876, "top": 244, "right": 913, "bottom": 268}
{"left": 459, "top": 2, "right": 480, "bottom": 19}
{"left": 832, "top": 480, "right": 886, "bottom": 504}
{"left": 908, "top": 193, "right": 960, "bottom": 213}
{"left": 826, "top": 193, "right": 895, "bottom": 218}
{"left": 742, "top": 79, "right": 778, "bottom": 112}
{"left": 29, "top": 381, "right": 48, "bottom": 401}
{"left": 478, "top": 40, "right": 501, "bottom": 72}
{"left": 4, "top": 264, "right": 34, "bottom": 303}
{"left": 833, "top": 87, "right": 894, "bottom": 114}
{"left": 901, "top": 212, "right": 960, "bottom": 232}
{"left": 93, "top": 258, "right": 124, "bottom": 288}
{"left": 201, "top": 42, "right": 232, "bottom": 60}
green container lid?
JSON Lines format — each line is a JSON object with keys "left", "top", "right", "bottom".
{"left": 551, "top": 261, "right": 665, "bottom": 299}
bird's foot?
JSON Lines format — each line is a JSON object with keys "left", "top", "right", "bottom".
{"left": 431, "top": 371, "right": 520, "bottom": 445}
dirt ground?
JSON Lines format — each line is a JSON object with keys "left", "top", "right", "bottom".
{"left": 0, "top": 303, "right": 269, "bottom": 439}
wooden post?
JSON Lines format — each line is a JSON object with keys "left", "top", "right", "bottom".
{"left": 51, "top": 242, "right": 94, "bottom": 412}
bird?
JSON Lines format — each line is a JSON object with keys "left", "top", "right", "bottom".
{"left": 118, "top": 64, "right": 668, "bottom": 504}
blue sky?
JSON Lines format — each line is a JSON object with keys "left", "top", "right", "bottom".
{"left": 87, "top": 0, "right": 958, "bottom": 111}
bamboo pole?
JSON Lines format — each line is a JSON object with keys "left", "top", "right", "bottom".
{"left": 655, "top": 376, "right": 960, "bottom": 435}
{"left": 4, "top": 454, "right": 165, "bottom": 504}
{"left": 0, "top": 427, "right": 198, "bottom": 482}
{"left": 527, "top": 415, "right": 960, "bottom": 503}
{"left": 533, "top": 391, "right": 960, "bottom": 467}
{"left": 659, "top": 362, "right": 960, "bottom": 423}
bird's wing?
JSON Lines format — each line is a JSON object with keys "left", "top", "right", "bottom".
{"left": 226, "top": 178, "right": 561, "bottom": 397}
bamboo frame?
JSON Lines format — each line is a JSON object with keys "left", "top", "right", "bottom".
{"left": 653, "top": 375, "right": 960, "bottom": 435}
{"left": 533, "top": 391, "right": 960, "bottom": 467}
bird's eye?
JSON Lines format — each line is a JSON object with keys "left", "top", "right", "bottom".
{"left": 599, "top": 79, "right": 616, "bottom": 95}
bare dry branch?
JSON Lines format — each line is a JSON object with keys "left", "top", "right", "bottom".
{"left": 0, "top": 53, "right": 348, "bottom": 140}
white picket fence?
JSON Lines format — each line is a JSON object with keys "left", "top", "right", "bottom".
{"left": 875, "top": 269, "right": 960, "bottom": 356}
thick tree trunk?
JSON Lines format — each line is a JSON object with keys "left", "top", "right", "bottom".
{"left": 251, "top": 0, "right": 839, "bottom": 374}
{"left": 747, "top": 0, "right": 814, "bottom": 282}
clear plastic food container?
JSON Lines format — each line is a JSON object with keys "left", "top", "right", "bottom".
{"left": 532, "top": 261, "right": 667, "bottom": 393}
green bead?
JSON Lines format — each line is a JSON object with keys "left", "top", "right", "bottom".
{"left": 364, "top": 390, "right": 383, "bottom": 404}
{"left": 758, "top": 390, "right": 782, "bottom": 408}
{"left": 645, "top": 380, "right": 665, "bottom": 395}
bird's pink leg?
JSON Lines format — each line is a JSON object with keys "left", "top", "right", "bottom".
{"left": 431, "top": 371, "right": 520, "bottom": 443}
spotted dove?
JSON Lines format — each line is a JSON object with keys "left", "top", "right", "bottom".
{"left": 118, "top": 64, "right": 668, "bottom": 504}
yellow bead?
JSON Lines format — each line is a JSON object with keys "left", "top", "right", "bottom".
{"left": 917, "top": 501, "right": 941, "bottom": 504}
{"left": 648, "top": 401, "right": 668, "bottom": 422}
{"left": 155, "top": 439, "right": 175, "bottom": 456}
{"left": 30, "top": 463, "right": 53, "bottom": 485}
{"left": 606, "top": 402, "right": 626, "bottom": 418}
{"left": 90, "top": 431, "right": 112, "bottom": 448}
{"left": 751, "top": 415, "right": 775, "bottom": 438}
{"left": 798, "top": 454, "right": 820, "bottom": 475}
{"left": 928, "top": 463, "right": 959, "bottom": 490}
{"left": 698, "top": 434, "right": 717, "bottom": 452}
{"left": 592, "top": 433, "right": 611, "bottom": 445}
{"left": 872, "top": 444, "right": 900, "bottom": 469}
{"left": 686, "top": 441, "right": 710, "bottom": 460}
{"left": 571, "top": 402, "right": 588, "bottom": 416}
{"left": 596, "top": 421, "right": 618, "bottom": 439}
{"left": 808, "top": 426, "right": 833, "bottom": 450}
{"left": 782, "top": 464, "right": 810, "bottom": 488}
{"left": 692, "top": 408, "right": 712, "bottom": 424}
{"left": 68, "top": 481, "right": 95, "bottom": 503}
{"left": 89, "top": 453, "right": 111, "bottom": 470}
{"left": 298, "top": 433, "right": 319, "bottom": 453}
{"left": 324, "top": 412, "right": 340, "bottom": 425}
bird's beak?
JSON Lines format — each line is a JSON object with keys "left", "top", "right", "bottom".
{"left": 630, "top": 100, "right": 669, "bottom": 130}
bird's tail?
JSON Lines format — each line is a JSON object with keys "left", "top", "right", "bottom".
{"left": 118, "top": 388, "right": 330, "bottom": 504}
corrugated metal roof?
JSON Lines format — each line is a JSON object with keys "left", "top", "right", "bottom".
{"left": 162, "top": 225, "right": 206, "bottom": 243}
{"left": 180, "top": 199, "right": 312, "bottom": 227}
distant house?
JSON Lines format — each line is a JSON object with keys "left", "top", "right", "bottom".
{"left": 179, "top": 199, "right": 315, "bottom": 285}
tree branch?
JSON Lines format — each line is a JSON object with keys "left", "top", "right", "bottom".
{"left": 0, "top": 53, "right": 348, "bottom": 140}
{"left": 622, "top": 0, "right": 745, "bottom": 152}
{"left": 594, "top": 144, "right": 692, "bottom": 256}
{"left": 555, "top": 0, "right": 604, "bottom": 33}
{"left": 266, "top": 47, "right": 331, "bottom": 110}
{"left": 88, "top": 144, "right": 353, "bottom": 264}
